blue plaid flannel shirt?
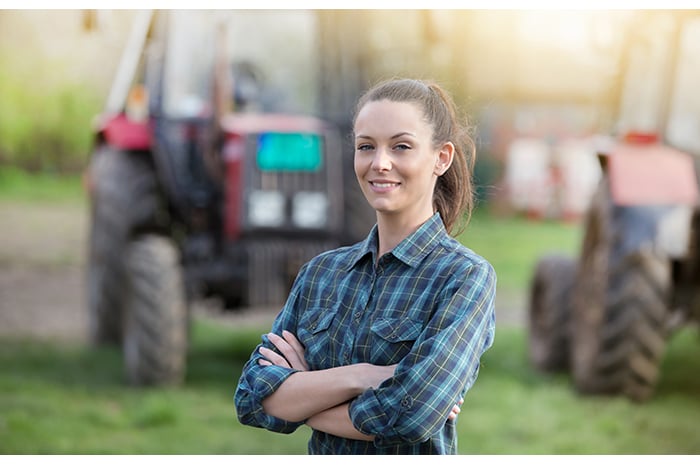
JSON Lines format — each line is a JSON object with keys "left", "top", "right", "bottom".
{"left": 235, "top": 212, "right": 496, "bottom": 454}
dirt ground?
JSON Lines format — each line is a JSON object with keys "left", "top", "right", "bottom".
{"left": 0, "top": 200, "right": 524, "bottom": 343}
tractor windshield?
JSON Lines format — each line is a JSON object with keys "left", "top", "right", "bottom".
{"left": 616, "top": 12, "right": 700, "bottom": 156}
{"left": 616, "top": 14, "right": 676, "bottom": 139}
{"left": 162, "top": 10, "right": 219, "bottom": 119}
{"left": 666, "top": 16, "right": 700, "bottom": 155}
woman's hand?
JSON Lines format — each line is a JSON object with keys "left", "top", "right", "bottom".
{"left": 258, "top": 330, "right": 309, "bottom": 371}
{"left": 447, "top": 397, "right": 464, "bottom": 421}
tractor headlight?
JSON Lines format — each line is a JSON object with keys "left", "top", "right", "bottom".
{"left": 248, "top": 190, "right": 285, "bottom": 227}
{"left": 292, "top": 192, "right": 328, "bottom": 228}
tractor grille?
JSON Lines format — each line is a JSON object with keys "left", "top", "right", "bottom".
{"left": 241, "top": 132, "right": 344, "bottom": 235}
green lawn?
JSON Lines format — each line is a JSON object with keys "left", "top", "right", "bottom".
{"left": 461, "top": 208, "right": 583, "bottom": 295}
{"left": 0, "top": 166, "right": 86, "bottom": 204}
{"left": 1, "top": 319, "right": 698, "bottom": 454}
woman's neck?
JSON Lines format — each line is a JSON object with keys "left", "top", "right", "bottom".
{"left": 375, "top": 210, "right": 434, "bottom": 260}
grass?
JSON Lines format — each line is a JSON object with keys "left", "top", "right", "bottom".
{"left": 0, "top": 166, "right": 86, "bottom": 204}
{"left": 0, "top": 321, "right": 310, "bottom": 454}
{"left": 461, "top": 208, "right": 583, "bottom": 295}
{"left": 463, "top": 325, "right": 700, "bottom": 454}
{"left": 0, "top": 319, "right": 698, "bottom": 454}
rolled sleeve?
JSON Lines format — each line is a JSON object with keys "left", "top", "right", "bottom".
{"left": 234, "top": 354, "right": 304, "bottom": 433}
{"left": 234, "top": 264, "right": 309, "bottom": 434}
{"left": 349, "top": 260, "right": 496, "bottom": 446}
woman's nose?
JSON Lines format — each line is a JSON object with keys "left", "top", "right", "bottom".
{"left": 371, "top": 148, "right": 392, "bottom": 172}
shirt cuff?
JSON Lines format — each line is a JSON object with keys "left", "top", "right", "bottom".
{"left": 237, "top": 364, "right": 305, "bottom": 433}
{"left": 348, "top": 387, "right": 413, "bottom": 446}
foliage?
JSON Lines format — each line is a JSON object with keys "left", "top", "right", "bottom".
{"left": 0, "top": 50, "right": 101, "bottom": 173}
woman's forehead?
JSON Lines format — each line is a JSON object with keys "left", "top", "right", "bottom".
{"left": 354, "top": 100, "right": 430, "bottom": 136}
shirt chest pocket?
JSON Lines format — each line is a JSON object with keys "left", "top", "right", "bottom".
{"left": 298, "top": 307, "right": 338, "bottom": 369}
{"left": 369, "top": 317, "right": 423, "bottom": 364}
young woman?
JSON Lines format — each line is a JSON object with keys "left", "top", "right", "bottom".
{"left": 234, "top": 78, "right": 496, "bottom": 454}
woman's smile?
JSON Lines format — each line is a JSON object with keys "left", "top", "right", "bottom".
{"left": 369, "top": 179, "right": 401, "bottom": 192}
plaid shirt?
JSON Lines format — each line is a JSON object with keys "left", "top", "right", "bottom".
{"left": 235, "top": 212, "right": 496, "bottom": 454}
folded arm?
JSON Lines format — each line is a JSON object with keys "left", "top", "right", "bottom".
{"left": 259, "top": 331, "right": 463, "bottom": 441}
{"left": 259, "top": 331, "right": 395, "bottom": 423}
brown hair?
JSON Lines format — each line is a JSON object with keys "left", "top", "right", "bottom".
{"left": 353, "top": 78, "right": 476, "bottom": 235}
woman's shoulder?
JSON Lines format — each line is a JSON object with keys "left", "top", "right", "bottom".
{"left": 301, "top": 240, "right": 365, "bottom": 271}
{"left": 438, "top": 234, "right": 495, "bottom": 274}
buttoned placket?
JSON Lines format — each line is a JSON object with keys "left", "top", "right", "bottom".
{"left": 346, "top": 257, "right": 385, "bottom": 365}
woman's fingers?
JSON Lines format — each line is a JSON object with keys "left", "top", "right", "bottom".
{"left": 447, "top": 398, "right": 464, "bottom": 421}
{"left": 265, "top": 332, "right": 308, "bottom": 371}
{"left": 258, "top": 346, "right": 290, "bottom": 368}
{"left": 282, "top": 330, "right": 309, "bottom": 370}
{"left": 447, "top": 405, "right": 460, "bottom": 421}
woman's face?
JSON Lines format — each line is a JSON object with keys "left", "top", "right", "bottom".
{"left": 353, "top": 99, "right": 453, "bottom": 223}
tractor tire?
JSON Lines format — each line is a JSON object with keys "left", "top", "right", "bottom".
{"left": 570, "top": 179, "right": 671, "bottom": 402}
{"left": 528, "top": 254, "right": 577, "bottom": 372}
{"left": 87, "top": 146, "right": 160, "bottom": 346}
{"left": 123, "top": 235, "right": 188, "bottom": 386}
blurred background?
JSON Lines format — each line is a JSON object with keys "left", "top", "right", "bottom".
{"left": 0, "top": 9, "right": 699, "bottom": 454}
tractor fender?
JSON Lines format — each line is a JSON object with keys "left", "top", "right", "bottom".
{"left": 600, "top": 142, "right": 698, "bottom": 207}
{"left": 95, "top": 113, "right": 152, "bottom": 151}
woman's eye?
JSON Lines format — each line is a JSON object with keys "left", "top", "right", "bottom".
{"left": 356, "top": 144, "right": 373, "bottom": 151}
{"left": 394, "top": 143, "right": 411, "bottom": 151}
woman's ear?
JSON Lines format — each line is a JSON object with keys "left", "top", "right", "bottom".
{"left": 435, "top": 141, "right": 455, "bottom": 176}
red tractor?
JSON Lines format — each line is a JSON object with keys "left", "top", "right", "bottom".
{"left": 528, "top": 11, "right": 700, "bottom": 401}
{"left": 85, "top": 11, "right": 373, "bottom": 385}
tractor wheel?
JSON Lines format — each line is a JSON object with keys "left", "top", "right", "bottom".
{"left": 87, "top": 146, "right": 160, "bottom": 345}
{"left": 123, "top": 235, "right": 188, "bottom": 386}
{"left": 528, "top": 254, "right": 577, "bottom": 372}
{"left": 570, "top": 179, "right": 671, "bottom": 402}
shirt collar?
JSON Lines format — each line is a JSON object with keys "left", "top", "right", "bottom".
{"left": 346, "top": 212, "right": 447, "bottom": 270}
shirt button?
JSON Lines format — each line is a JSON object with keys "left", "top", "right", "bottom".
{"left": 354, "top": 312, "right": 361, "bottom": 320}
{"left": 400, "top": 396, "right": 413, "bottom": 409}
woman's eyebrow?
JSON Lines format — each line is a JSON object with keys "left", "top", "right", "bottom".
{"left": 355, "top": 132, "right": 416, "bottom": 140}
{"left": 390, "top": 132, "right": 416, "bottom": 140}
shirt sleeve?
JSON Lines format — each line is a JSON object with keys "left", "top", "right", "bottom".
{"left": 348, "top": 259, "right": 497, "bottom": 447}
{"left": 233, "top": 264, "right": 308, "bottom": 434}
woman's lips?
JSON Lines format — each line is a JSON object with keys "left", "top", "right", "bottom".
{"left": 369, "top": 180, "right": 400, "bottom": 192}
